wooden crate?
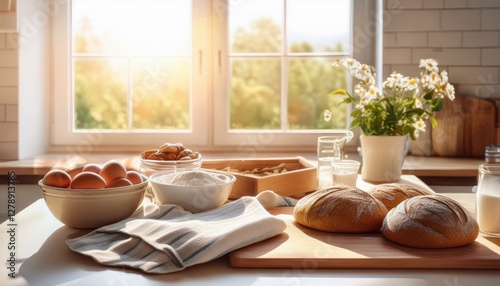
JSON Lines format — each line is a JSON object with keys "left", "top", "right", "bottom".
{"left": 201, "top": 157, "right": 317, "bottom": 199}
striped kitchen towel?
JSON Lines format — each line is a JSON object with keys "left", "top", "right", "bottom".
{"left": 66, "top": 196, "right": 286, "bottom": 274}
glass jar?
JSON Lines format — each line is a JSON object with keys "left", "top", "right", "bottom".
{"left": 476, "top": 164, "right": 500, "bottom": 238}
{"left": 332, "top": 160, "right": 360, "bottom": 187}
{"left": 317, "top": 131, "right": 353, "bottom": 190}
{"left": 485, "top": 144, "right": 500, "bottom": 163}
{"left": 140, "top": 155, "right": 202, "bottom": 177}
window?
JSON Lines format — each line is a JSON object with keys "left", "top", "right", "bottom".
{"left": 52, "top": 0, "right": 376, "bottom": 151}
{"left": 53, "top": 0, "right": 210, "bottom": 147}
{"left": 72, "top": 0, "right": 192, "bottom": 130}
{"left": 213, "top": 0, "right": 353, "bottom": 148}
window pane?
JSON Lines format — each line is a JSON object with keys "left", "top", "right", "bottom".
{"left": 132, "top": 59, "right": 191, "bottom": 129}
{"left": 230, "top": 59, "right": 281, "bottom": 129}
{"left": 129, "top": 1, "right": 191, "bottom": 56}
{"left": 287, "top": 58, "right": 348, "bottom": 129}
{"left": 73, "top": 0, "right": 191, "bottom": 56}
{"left": 72, "top": 0, "right": 128, "bottom": 54}
{"left": 229, "top": 0, "right": 283, "bottom": 53}
{"left": 72, "top": 0, "right": 192, "bottom": 132}
{"left": 287, "top": 0, "right": 350, "bottom": 53}
{"left": 74, "top": 59, "right": 128, "bottom": 129}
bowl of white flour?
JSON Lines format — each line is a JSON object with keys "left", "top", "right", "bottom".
{"left": 150, "top": 169, "right": 236, "bottom": 213}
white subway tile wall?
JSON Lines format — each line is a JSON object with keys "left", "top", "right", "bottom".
{"left": 384, "top": 0, "right": 500, "bottom": 100}
{"left": 0, "top": 33, "right": 18, "bottom": 160}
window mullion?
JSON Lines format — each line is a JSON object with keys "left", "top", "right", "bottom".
{"left": 281, "top": 0, "right": 288, "bottom": 131}
{"left": 127, "top": 57, "right": 133, "bottom": 131}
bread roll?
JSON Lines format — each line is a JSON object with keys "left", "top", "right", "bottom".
{"left": 293, "top": 185, "right": 388, "bottom": 233}
{"left": 381, "top": 195, "right": 479, "bottom": 248}
{"left": 368, "top": 183, "right": 433, "bottom": 211}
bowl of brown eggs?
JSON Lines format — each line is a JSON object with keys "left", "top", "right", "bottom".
{"left": 38, "top": 160, "right": 148, "bottom": 228}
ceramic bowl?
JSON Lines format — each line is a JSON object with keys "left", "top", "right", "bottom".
{"left": 38, "top": 175, "right": 148, "bottom": 228}
{"left": 149, "top": 169, "right": 235, "bottom": 213}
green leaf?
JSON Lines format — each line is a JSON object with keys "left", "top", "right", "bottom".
{"left": 431, "top": 97, "right": 444, "bottom": 112}
{"left": 350, "top": 118, "right": 361, "bottom": 129}
{"left": 409, "top": 131, "right": 417, "bottom": 141}
{"left": 329, "top": 89, "right": 348, "bottom": 96}
{"left": 430, "top": 116, "right": 438, "bottom": 128}
{"left": 423, "top": 89, "right": 434, "bottom": 101}
{"left": 341, "top": 97, "right": 354, "bottom": 104}
{"left": 350, "top": 109, "right": 362, "bottom": 117}
{"left": 404, "top": 108, "right": 425, "bottom": 117}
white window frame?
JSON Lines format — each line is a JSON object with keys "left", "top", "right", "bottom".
{"left": 214, "top": 0, "right": 345, "bottom": 149}
{"left": 50, "top": 0, "right": 378, "bottom": 152}
{"left": 51, "top": 0, "right": 210, "bottom": 149}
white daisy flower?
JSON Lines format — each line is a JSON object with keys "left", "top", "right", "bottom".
{"left": 354, "top": 84, "right": 365, "bottom": 96}
{"left": 356, "top": 99, "right": 366, "bottom": 110}
{"left": 413, "top": 118, "right": 426, "bottom": 132}
{"left": 419, "top": 58, "right": 439, "bottom": 73}
{"left": 445, "top": 83, "right": 455, "bottom": 100}
{"left": 420, "top": 74, "right": 435, "bottom": 90}
{"left": 367, "top": 85, "right": 379, "bottom": 100}
{"left": 439, "top": 70, "right": 449, "bottom": 86}
{"left": 363, "top": 75, "right": 375, "bottom": 85}
{"left": 323, "top": 110, "right": 332, "bottom": 122}
{"left": 401, "top": 77, "right": 420, "bottom": 92}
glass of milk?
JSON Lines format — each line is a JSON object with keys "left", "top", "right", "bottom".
{"left": 332, "top": 160, "right": 360, "bottom": 187}
{"left": 316, "top": 132, "right": 353, "bottom": 190}
{"left": 476, "top": 164, "right": 500, "bottom": 237}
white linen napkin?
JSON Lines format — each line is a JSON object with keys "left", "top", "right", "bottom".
{"left": 66, "top": 196, "right": 286, "bottom": 274}
{"left": 255, "top": 190, "right": 298, "bottom": 208}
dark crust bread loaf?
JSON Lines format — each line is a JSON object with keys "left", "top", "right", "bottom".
{"left": 381, "top": 195, "right": 479, "bottom": 248}
{"left": 293, "top": 186, "right": 388, "bottom": 233}
{"left": 368, "top": 183, "right": 433, "bottom": 211}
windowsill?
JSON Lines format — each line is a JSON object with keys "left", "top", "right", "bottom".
{"left": 0, "top": 152, "right": 484, "bottom": 185}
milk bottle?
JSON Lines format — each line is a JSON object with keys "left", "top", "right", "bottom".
{"left": 476, "top": 164, "right": 500, "bottom": 237}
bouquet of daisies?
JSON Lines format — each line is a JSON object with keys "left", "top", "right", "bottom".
{"left": 326, "top": 58, "right": 455, "bottom": 140}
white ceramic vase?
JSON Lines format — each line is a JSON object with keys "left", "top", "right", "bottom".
{"left": 360, "top": 134, "right": 408, "bottom": 183}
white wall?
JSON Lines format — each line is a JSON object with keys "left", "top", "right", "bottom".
{"left": 17, "top": 0, "right": 50, "bottom": 159}
{"left": 0, "top": 0, "right": 49, "bottom": 161}
{"left": 0, "top": 32, "right": 18, "bottom": 160}
{"left": 383, "top": 0, "right": 500, "bottom": 99}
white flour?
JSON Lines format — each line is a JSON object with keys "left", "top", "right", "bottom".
{"left": 154, "top": 170, "right": 230, "bottom": 186}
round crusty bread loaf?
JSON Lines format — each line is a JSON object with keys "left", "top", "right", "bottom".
{"left": 381, "top": 195, "right": 479, "bottom": 248}
{"left": 368, "top": 183, "right": 433, "bottom": 211}
{"left": 293, "top": 185, "right": 388, "bottom": 233}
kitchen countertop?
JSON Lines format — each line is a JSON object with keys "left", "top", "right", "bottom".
{"left": 1, "top": 190, "right": 499, "bottom": 286}
{"left": 0, "top": 152, "right": 486, "bottom": 177}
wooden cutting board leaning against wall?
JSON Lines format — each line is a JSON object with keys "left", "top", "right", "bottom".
{"left": 433, "top": 96, "right": 496, "bottom": 157}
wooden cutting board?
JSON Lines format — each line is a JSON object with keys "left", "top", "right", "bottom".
{"left": 229, "top": 194, "right": 500, "bottom": 270}
{"left": 433, "top": 96, "right": 496, "bottom": 157}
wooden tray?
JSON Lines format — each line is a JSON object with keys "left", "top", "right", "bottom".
{"left": 230, "top": 194, "right": 500, "bottom": 270}
{"left": 202, "top": 157, "right": 316, "bottom": 199}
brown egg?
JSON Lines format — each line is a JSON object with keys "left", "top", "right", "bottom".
{"left": 71, "top": 172, "right": 107, "bottom": 189}
{"left": 107, "top": 178, "right": 133, "bottom": 188}
{"left": 126, "top": 170, "right": 143, "bottom": 185}
{"left": 99, "top": 160, "right": 127, "bottom": 185}
{"left": 43, "top": 170, "right": 72, "bottom": 188}
{"left": 68, "top": 167, "right": 83, "bottom": 179}
{"left": 82, "top": 163, "right": 102, "bottom": 174}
